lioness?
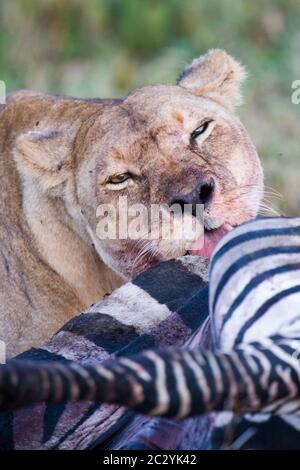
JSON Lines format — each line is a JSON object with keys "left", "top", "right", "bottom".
{"left": 0, "top": 50, "right": 263, "bottom": 357}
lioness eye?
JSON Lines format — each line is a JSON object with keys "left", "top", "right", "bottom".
{"left": 107, "top": 173, "right": 131, "bottom": 184}
{"left": 191, "top": 121, "right": 211, "bottom": 141}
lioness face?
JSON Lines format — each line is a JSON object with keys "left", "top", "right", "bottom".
{"left": 74, "top": 51, "right": 263, "bottom": 278}
{"left": 16, "top": 50, "right": 263, "bottom": 280}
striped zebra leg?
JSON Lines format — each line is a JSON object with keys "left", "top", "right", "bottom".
{"left": 1, "top": 337, "right": 300, "bottom": 417}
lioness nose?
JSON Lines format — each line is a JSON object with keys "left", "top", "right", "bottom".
{"left": 170, "top": 178, "right": 215, "bottom": 215}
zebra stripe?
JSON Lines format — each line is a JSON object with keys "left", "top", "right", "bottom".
{"left": 210, "top": 218, "right": 300, "bottom": 351}
{"left": 1, "top": 338, "right": 300, "bottom": 418}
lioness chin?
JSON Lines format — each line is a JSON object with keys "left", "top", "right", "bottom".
{"left": 0, "top": 49, "right": 263, "bottom": 357}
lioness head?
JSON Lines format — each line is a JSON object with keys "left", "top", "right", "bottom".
{"left": 15, "top": 49, "right": 263, "bottom": 280}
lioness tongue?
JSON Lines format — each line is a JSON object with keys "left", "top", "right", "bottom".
{"left": 188, "top": 224, "right": 233, "bottom": 259}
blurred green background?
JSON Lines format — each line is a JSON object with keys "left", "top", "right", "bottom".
{"left": 0, "top": 0, "right": 299, "bottom": 214}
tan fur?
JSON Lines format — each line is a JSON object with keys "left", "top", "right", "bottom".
{"left": 0, "top": 50, "right": 263, "bottom": 356}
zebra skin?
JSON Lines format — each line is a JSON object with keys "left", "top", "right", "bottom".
{"left": 1, "top": 217, "right": 300, "bottom": 449}
{"left": 0, "top": 255, "right": 211, "bottom": 450}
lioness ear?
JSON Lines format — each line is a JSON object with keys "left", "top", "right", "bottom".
{"left": 14, "top": 130, "right": 74, "bottom": 189}
{"left": 177, "top": 49, "right": 247, "bottom": 110}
